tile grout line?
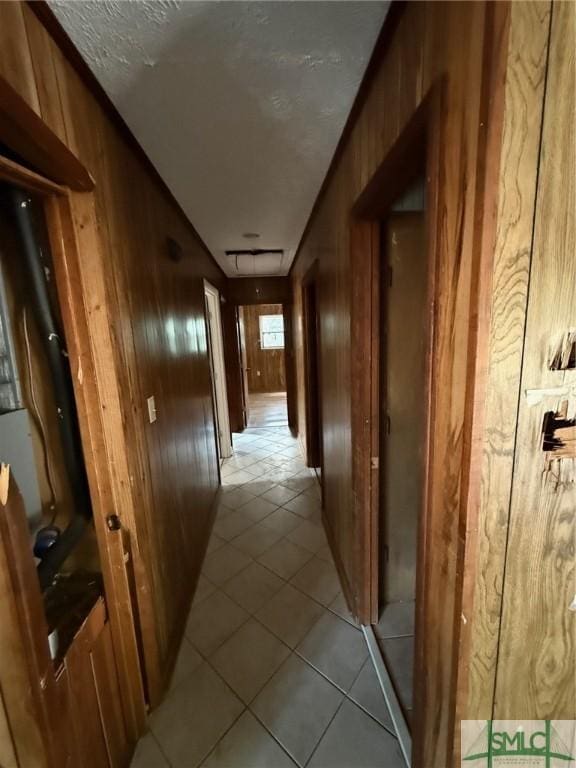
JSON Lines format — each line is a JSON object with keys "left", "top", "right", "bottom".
{"left": 246, "top": 706, "right": 305, "bottom": 768}
{"left": 362, "top": 625, "right": 411, "bottom": 768}
{"left": 167, "top": 427, "right": 364, "bottom": 768}
{"left": 291, "top": 645, "right": 398, "bottom": 740}
{"left": 301, "top": 690, "right": 348, "bottom": 768}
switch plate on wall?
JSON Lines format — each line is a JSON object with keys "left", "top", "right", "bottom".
{"left": 147, "top": 396, "right": 157, "bottom": 424}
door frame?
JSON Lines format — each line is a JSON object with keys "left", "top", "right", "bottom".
{"left": 0, "top": 154, "right": 148, "bottom": 740}
{"left": 350, "top": 85, "right": 443, "bottom": 763}
{"left": 232, "top": 300, "right": 293, "bottom": 431}
{"left": 236, "top": 305, "right": 249, "bottom": 429}
{"left": 204, "top": 281, "right": 232, "bottom": 459}
{"left": 301, "top": 261, "right": 323, "bottom": 473}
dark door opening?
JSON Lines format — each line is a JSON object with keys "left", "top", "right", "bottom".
{"left": 376, "top": 177, "right": 427, "bottom": 728}
{"left": 237, "top": 306, "right": 250, "bottom": 428}
{"left": 302, "top": 262, "right": 322, "bottom": 473}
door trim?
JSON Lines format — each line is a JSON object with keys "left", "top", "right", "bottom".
{"left": 301, "top": 261, "right": 322, "bottom": 472}
{"left": 0, "top": 156, "right": 148, "bottom": 738}
{"left": 350, "top": 83, "right": 444, "bottom": 764}
{"left": 204, "top": 282, "right": 232, "bottom": 459}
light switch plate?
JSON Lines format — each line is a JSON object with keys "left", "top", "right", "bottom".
{"left": 147, "top": 396, "right": 157, "bottom": 424}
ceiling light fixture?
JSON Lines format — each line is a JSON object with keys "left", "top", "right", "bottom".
{"left": 242, "top": 232, "right": 260, "bottom": 239}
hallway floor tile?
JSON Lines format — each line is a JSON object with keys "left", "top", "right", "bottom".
{"left": 131, "top": 424, "right": 403, "bottom": 768}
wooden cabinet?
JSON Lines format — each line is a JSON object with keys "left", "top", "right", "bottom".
{"left": 63, "top": 598, "right": 131, "bottom": 768}
{"left": 0, "top": 466, "right": 133, "bottom": 768}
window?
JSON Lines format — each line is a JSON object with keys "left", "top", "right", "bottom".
{"left": 259, "top": 314, "right": 285, "bottom": 349}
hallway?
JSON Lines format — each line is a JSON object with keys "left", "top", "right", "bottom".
{"left": 1, "top": 3, "right": 573, "bottom": 767}
{"left": 248, "top": 392, "right": 289, "bottom": 429}
{"left": 131, "top": 422, "right": 404, "bottom": 768}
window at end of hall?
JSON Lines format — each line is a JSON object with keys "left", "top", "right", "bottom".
{"left": 259, "top": 314, "right": 285, "bottom": 349}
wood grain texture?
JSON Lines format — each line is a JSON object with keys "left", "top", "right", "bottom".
{"left": 222, "top": 302, "right": 245, "bottom": 433}
{"left": 0, "top": 152, "right": 66, "bottom": 195}
{"left": 0, "top": 467, "right": 52, "bottom": 768}
{"left": 494, "top": 0, "right": 575, "bottom": 717}
{"left": 65, "top": 599, "right": 111, "bottom": 768}
{"left": 0, "top": 2, "right": 40, "bottom": 115}
{"left": 289, "top": 1, "right": 556, "bottom": 764}
{"left": 243, "top": 304, "right": 286, "bottom": 393}
{"left": 0, "top": 0, "right": 226, "bottom": 720}
{"left": 91, "top": 621, "right": 131, "bottom": 768}
{"left": 226, "top": 277, "right": 291, "bottom": 306}
{"left": 46, "top": 193, "right": 148, "bottom": 736}
{"left": 463, "top": 0, "right": 551, "bottom": 718}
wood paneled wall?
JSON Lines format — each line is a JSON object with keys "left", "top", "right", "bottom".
{"left": 226, "top": 277, "right": 291, "bottom": 306}
{"left": 291, "top": 0, "right": 573, "bottom": 764}
{"left": 0, "top": 1, "right": 224, "bottom": 706}
{"left": 242, "top": 304, "right": 286, "bottom": 394}
{"left": 470, "top": 0, "right": 575, "bottom": 721}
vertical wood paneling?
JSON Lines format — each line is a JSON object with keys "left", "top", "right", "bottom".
{"left": 291, "top": 0, "right": 565, "bottom": 762}
{"left": 494, "top": 0, "right": 575, "bottom": 717}
{"left": 0, "top": 2, "right": 40, "bottom": 115}
{"left": 22, "top": 10, "right": 68, "bottom": 144}
{"left": 0, "top": 1, "right": 225, "bottom": 708}
{"left": 465, "top": 1, "right": 551, "bottom": 717}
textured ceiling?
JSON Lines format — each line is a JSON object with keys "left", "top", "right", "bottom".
{"left": 49, "top": 1, "right": 389, "bottom": 276}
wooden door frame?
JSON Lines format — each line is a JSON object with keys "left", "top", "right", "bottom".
{"left": 204, "top": 281, "right": 232, "bottom": 460}
{"left": 350, "top": 84, "right": 443, "bottom": 762}
{"left": 352, "top": 87, "right": 439, "bottom": 621}
{"left": 301, "top": 261, "right": 323, "bottom": 472}
{"left": 230, "top": 300, "right": 294, "bottom": 432}
{"left": 283, "top": 301, "right": 298, "bottom": 435}
{"left": 236, "top": 305, "right": 249, "bottom": 429}
{"left": 0, "top": 152, "right": 148, "bottom": 743}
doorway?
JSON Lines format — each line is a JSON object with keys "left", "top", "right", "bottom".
{"left": 376, "top": 178, "right": 427, "bottom": 728}
{"left": 302, "top": 262, "right": 322, "bottom": 472}
{"left": 204, "top": 282, "right": 232, "bottom": 460}
{"left": 238, "top": 303, "right": 288, "bottom": 429}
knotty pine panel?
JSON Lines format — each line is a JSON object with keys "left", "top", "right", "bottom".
{"left": 0, "top": 2, "right": 225, "bottom": 705}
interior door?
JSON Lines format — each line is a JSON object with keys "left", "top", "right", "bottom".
{"left": 204, "top": 294, "right": 222, "bottom": 462}
{"left": 237, "top": 306, "right": 250, "bottom": 426}
{"left": 380, "top": 211, "right": 427, "bottom": 606}
{"left": 204, "top": 287, "right": 231, "bottom": 459}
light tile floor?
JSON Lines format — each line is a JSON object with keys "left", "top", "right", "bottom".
{"left": 375, "top": 601, "right": 415, "bottom": 721}
{"left": 131, "top": 425, "right": 405, "bottom": 768}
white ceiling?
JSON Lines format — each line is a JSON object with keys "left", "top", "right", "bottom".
{"left": 50, "top": 1, "right": 389, "bottom": 276}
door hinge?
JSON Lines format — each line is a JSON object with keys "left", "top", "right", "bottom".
{"left": 386, "top": 414, "right": 391, "bottom": 434}
{"left": 370, "top": 456, "right": 379, "bottom": 469}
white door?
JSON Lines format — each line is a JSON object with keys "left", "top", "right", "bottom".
{"left": 204, "top": 283, "right": 232, "bottom": 459}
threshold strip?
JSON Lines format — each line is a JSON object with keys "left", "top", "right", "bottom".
{"left": 362, "top": 625, "right": 412, "bottom": 768}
